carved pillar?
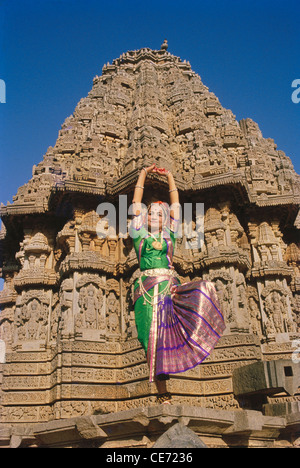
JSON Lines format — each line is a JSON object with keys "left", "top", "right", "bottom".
{"left": 203, "top": 202, "right": 251, "bottom": 333}
{"left": 248, "top": 218, "right": 295, "bottom": 342}
{"left": 13, "top": 227, "right": 57, "bottom": 350}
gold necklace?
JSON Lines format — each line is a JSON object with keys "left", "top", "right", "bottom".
{"left": 149, "top": 231, "right": 163, "bottom": 250}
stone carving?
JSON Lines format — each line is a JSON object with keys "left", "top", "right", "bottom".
{"left": 214, "top": 275, "right": 233, "bottom": 327}
{"left": 0, "top": 339, "right": 5, "bottom": 363}
{"left": 14, "top": 231, "right": 57, "bottom": 288}
{"left": 106, "top": 291, "right": 120, "bottom": 334}
{"left": 262, "top": 285, "right": 296, "bottom": 339}
{"left": 77, "top": 283, "right": 102, "bottom": 329}
{"left": 0, "top": 307, "right": 14, "bottom": 349}
{"left": 14, "top": 290, "right": 50, "bottom": 344}
{"left": 77, "top": 276, "right": 104, "bottom": 331}
{"left": 0, "top": 44, "right": 299, "bottom": 430}
{"left": 58, "top": 278, "right": 74, "bottom": 337}
{"left": 247, "top": 287, "right": 262, "bottom": 336}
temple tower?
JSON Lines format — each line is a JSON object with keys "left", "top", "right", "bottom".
{"left": 0, "top": 43, "right": 299, "bottom": 447}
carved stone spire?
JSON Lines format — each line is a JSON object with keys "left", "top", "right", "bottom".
{"left": 161, "top": 39, "right": 168, "bottom": 50}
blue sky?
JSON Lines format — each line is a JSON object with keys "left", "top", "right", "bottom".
{"left": 0, "top": 0, "right": 299, "bottom": 209}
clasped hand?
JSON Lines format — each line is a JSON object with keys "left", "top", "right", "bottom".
{"left": 144, "top": 163, "right": 169, "bottom": 176}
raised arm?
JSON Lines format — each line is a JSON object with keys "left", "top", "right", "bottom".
{"left": 167, "top": 171, "right": 179, "bottom": 208}
{"left": 132, "top": 164, "right": 156, "bottom": 215}
{"left": 155, "top": 168, "right": 180, "bottom": 221}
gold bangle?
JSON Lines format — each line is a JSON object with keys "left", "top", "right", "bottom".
{"left": 169, "top": 188, "right": 178, "bottom": 193}
{"left": 135, "top": 185, "right": 144, "bottom": 189}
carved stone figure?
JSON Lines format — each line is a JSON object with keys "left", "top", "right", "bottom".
{"left": 78, "top": 283, "right": 102, "bottom": 329}
{"left": 248, "top": 295, "right": 261, "bottom": 335}
{"left": 264, "top": 291, "right": 286, "bottom": 334}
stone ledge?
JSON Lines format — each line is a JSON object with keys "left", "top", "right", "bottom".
{"left": 1, "top": 405, "right": 290, "bottom": 448}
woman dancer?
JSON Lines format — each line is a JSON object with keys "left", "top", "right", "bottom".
{"left": 130, "top": 164, "right": 225, "bottom": 404}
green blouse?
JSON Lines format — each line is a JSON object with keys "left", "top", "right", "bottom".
{"left": 132, "top": 226, "right": 176, "bottom": 271}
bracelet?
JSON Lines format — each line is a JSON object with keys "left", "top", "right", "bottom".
{"left": 169, "top": 188, "right": 178, "bottom": 193}
{"left": 142, "top": 168, "right": 147, "bottom": 175}
{"left": 135, "top": 185, "right": 144, "bottom": 189}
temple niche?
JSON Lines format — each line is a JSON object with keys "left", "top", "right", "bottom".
{"left": 0, "top": 43, "right": 299, "bottom": 448}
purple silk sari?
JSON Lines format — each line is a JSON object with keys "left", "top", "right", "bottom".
{"left": 134, "top": 275, "right": 225, "bottom": 382}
